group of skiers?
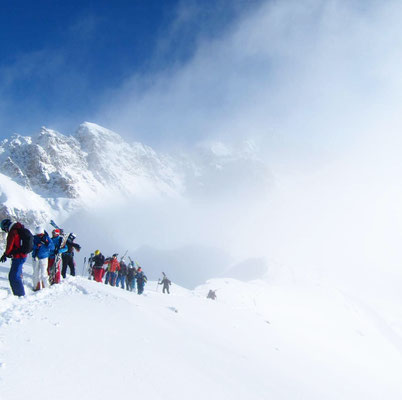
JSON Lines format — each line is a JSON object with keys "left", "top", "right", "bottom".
{"left": 87, "top": 250, "right": 173, "bottom": 295}
{"left": 0, "top": 218, "right": 82, "bottom": 296}
{"left": 87, "top": 250, "right": 151, "bottom": 295}
{"left": 0, "top": 218, "right": 174, "bottom": 298}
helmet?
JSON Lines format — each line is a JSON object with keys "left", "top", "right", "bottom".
{"left": 52, "top": 229, "right": 60, "bottom": 237}
{"left": 35, "top": 225, "right": 43, "bottom": 235}
{"left": 1, "top": 218, "right": 12, "bottom": 232}
{"left": 94, "top": 250, "right": 100, "bottom": 255}
{"left": 112, "top": 253, "right": 118, "bottom": 257}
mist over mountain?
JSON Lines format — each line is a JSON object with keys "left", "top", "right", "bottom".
{"left": 0, "top": 122, "right": 271, "bottom": 287}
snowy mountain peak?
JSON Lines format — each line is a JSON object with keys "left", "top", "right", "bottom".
{"left": 74, "top": 122, "right": 125, "bottom": 149}
{"left": 3, "top": 133, "right": 32, "bottom": 148}
{"left": 0, "top": 123, "right": 184, "bottom": 226}
{"left": 39, "top": 126, "right": 59, "bottom": 137}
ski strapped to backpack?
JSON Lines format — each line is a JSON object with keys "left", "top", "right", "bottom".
{"left": 86, "top": 254, "right": 94, "bottom": 279}
{"left": 48, "top": 220, "right": 70, "bottom": 284}
{"left": 49, "top": 232, "right": 69, "bottom": 284}
{"left": 50, "top": 219, "right": 62, "bottom": 234}
{"left": 50, "top": 220, "right": 71, "bottom": 250}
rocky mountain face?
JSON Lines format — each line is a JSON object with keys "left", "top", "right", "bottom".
{"left": 0, "top": 122, "right": 181, "bottom": 200}
{"left": 0, "top": 122, "right": 270, "bottom": 229}
{"left": 0, "top": 122, "right": 183, "bottom": 226}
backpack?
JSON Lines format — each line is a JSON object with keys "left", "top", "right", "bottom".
{"left": 19, "top": 227, "right": 34, "bottom": 253}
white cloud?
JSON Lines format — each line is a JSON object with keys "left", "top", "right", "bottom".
{"left": 91, "top": 1, "right": 402, "bottom": 297}
{"left": 98, "top": 1, "right": 402, "bottom": 157}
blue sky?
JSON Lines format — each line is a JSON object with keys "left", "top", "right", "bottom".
{"left": 0, "top": 0, "right": 261, "bottom": 139}
{"left": 1, "top": 0, "right": 402, "bottom": 159}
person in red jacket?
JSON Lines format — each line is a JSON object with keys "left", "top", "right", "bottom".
{"left": 0, "top": 218, "right": 28, "bottom": 296}
{"left": 104, "top": 253, "right": 120, "bottom": 286}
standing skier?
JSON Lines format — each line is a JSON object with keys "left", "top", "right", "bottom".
{"left": 104, "top": 253, "right": 120, "bottom": 286}
{"left": 61, "top": 233, "right": 81, "bottom": 278}
{"left": 32, "top": 226, "right": 54, "bottom": 291}
{"left": 48, "top": 228, "right": 68, "bottom": 284}
{"left": 91, "top": 250, "right": 105, "bottom": 283}
{"left": 158, "top": 273, "right": 172, "bottom": 294}
{"left": 115, "top": 257, "right": 128, "bottom": 289}
{"left": 136, "top": 266, "right": 147, "bottom": 295}
{"left": 0, "top": 218, "right": 32, "bottom": 297}
{"left": 126, "top": 261, "right": 137, "bottom": 291}
{"left": 207, "top": 289, "right": 217, "bottom": 300}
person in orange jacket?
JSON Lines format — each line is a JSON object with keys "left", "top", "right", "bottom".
{"left": 104, "top": 253, "right": 120, "bottom": 286}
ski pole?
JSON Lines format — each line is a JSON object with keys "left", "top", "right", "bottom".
{"left": 82, "top": 256, "right": 87, "bottom": 276}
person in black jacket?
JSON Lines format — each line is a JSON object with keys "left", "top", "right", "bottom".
{"left": 91, "top": 250, "right": 105, "bottom": 282}
{"left": 61, "top": 233, "right": 81, "bottom": 278}
{"left": 126, "top": 261, "right": 137, "bottom": 291}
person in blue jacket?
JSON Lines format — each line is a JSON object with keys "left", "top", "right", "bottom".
{"left": 32, "top": 226, "right": 54, "bottom": 291}
{"left": 47, "top": 228, "right": 68, "bottom": 285}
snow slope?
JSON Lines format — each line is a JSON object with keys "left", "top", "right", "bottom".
{"left": 1, "top": 263, "right": 402, "bottom": 400}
